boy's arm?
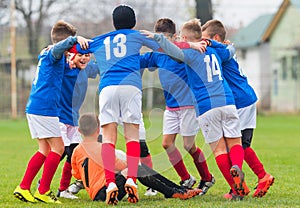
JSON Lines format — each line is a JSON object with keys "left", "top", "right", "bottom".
{"left": 153, "top": 33, "right": 185, "bottom": 62}
{"left": 208, "top": 39, "right": 236, "bottom": 61}
{"left": 141, "top": 30, "right": 185, "bottom": 62}
{"left": 85, "top": 61, "right": 100, "bottom": 79}
{"left": 140, "top": 52, "right": 158, "bottom": 72}
{"left": 214, "top": 44, "right": 236, "bottom": 62}
{"left": 52, "top": 36, "right": 90, "bottom": 60}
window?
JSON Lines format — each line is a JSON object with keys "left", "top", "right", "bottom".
{"left": 291, "top": 56, "right": 298, "bottom": 80}
{"left": 281, "top": 57, "right": 287, "bottom": 80}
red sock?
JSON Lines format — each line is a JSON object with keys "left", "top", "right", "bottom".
{"left": 191, "top": 147, "right": 211, "bottom": 181}
{"left": 59, "top": 161, "right": 72, "bottom": 191}
{"left": 140, "top": 154, "right": 153, "bottom": 169}
{"left": 126, "top": 141, "right": 140, "bottom": 183}
{"left": 102, "top": 143, "right": 116, "bottom": 186}
{"left": 229, "top": 144, "right": 244, "bottom": 169}
{"left": 38, "top": 151, "right": 61, "bottom": 194}
{"left": 20, "top": 151, "right": 46, "bottom": 190}
{"left": 167, "top": 147, "right": 189, "bottom": 181}
{"left": 244, "top": 147, "right": 266, "bottom": 179}
{"left": 215, "top": 153, "right": 236, "bottom": 194}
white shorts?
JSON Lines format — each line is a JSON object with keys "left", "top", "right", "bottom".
{"left": 237, "top": 103, "right": 257, "bottom": 130}
{"left": 59, "top": 122, "right": 82, "bottom": 146}
{"left": 117, "top": 113, "right": 146, "bottom": 141}
{"left": 198, "top": 105, "right": 241, "bottom": 144}
{"left": 99, "top": 85, "right": 142, "bottom": 125}
{"left": 163, "top": 108, "right": 199, "bottom": 136}
{"left": 26, "top": 114, "right": 61, "bottom": 139}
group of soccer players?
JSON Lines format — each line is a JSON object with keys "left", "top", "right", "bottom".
{"left": 13, "top": 3, "right": 274, "bottom": 205}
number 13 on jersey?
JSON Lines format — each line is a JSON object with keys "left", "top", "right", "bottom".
{"left": 103, "top": 34, "right": 127, "bottom": 60}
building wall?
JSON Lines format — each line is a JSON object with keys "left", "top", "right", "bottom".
{"left": 236, "top": 47, "right": 266, "bottom": 110}
{"left": 269, "top": 4, "right": 300, "bottom": 112}
{"left": 258, "top": 43, "right": 272, "bottom": 110}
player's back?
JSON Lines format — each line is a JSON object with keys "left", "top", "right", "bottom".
{"left": 182, "top": 47, "right": 235, "bottom": 115}
{"left": 76, "top": 29, "right": 160, "bottom": 92}
{"left": 222, "top": 57, "right": 257, "bottom": 109}
{"left": 140, "top": 52, "right": 195, "bottom": 108}
{"left": 26, "top": 48, "right": 65, "bottom": 116}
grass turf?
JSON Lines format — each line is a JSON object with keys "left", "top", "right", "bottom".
{"left": 0, "top": 114, "right": 300, "bottom": 207}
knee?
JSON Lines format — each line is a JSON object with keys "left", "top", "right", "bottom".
{"left": 183, "top": 143, "right": 190, "bottom": 152}
{"left": 162, "top": 141, "right": 172, "bottom": 150}
{"left": 56, "top": 146, "right": 65, "bottom": 156}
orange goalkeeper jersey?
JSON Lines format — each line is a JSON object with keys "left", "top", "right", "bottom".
{"left": 71, "top": 140, "right": 127, "bottom": 200}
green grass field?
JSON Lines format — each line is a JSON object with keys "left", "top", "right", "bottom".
{"left": 0, "top": 114, "right": 300, "bottom": 207}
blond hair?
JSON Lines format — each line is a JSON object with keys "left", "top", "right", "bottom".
{"left": 181, "top": 18, "right": 202, "bottom": 41}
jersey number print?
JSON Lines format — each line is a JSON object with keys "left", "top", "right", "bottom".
{"left": 204, "top": 54, "right": 223, "bottom": 82}
{"left": 104, "top": 34, "right": 127, "bottom": 60}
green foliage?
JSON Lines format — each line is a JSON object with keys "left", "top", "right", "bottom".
{"left": 0, "top": 115, "right": 300, "bottom": 207}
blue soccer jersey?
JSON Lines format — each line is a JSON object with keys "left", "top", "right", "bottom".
{"left": 75, "top": 29, "right": 160, "bottom": 92}
{"left": 140, "top": 52, "right": 195, "bottom": 108}
{"left": 26, "top": 36, "right": 78, "bottom": 116}
{"left": 222, "top": 56, "right": 258, "bottom": 109}
{"left": 182, "top": 47, "right": 235, "bottom": 116}
{"left": 153, "top": 34, "right": 235, "bottom": 116}
{"left": 59, "top": 62, "right": 99, "bottom": 126}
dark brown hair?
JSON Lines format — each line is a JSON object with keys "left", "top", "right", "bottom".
{"left": 51, "top": 20, "right": 77, "bottom": 43}
{"left": 202, "top": 19, "right": 226, "bottom": 42}
{"left": 154, "top": 18, "right": 176, "bottom": 35}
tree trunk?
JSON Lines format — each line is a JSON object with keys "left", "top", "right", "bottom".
{"left": 195, "top": 0, "right": 213, "bottom": 24}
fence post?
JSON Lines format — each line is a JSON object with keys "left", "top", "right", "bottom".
{"left": 10, "top": 0, "right": 17, "bottom": 119}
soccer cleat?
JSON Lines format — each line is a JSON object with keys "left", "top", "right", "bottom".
{"left": 106, "top": 182, "right": 118, "bottom": 205}
{"left": 68, "top": 180, "right": 84, "bottom": 194}
{"left": 144, "top": 187, "right": 158, "bottom": 196}
{"left": 180, "top": 174, "right": 196, "bottom": 189}
{"left": 13, "top": 186, "right": 37, "bottom": 203}
{"left": 171, "top": 190, "right": 190, "bottom": 200}
{"left": 198, "top": 174, "right": 216, "bottom": 195}
{"left": 57, "top": 189, "right": 78, "bottom": 199}
{"left": 230, "top": 165, "right": 250, "bottom": 197}
{"left": 253, "top": 173, "right": 275, "bottom": 198}
{"left": 223, "top": 189, "right": 243, "bottom": 201}
{"left": 124, "top": 178, "right": 139, "bottom": 203}
{"left": 34, "top": 189, "right": 61, "bottom": 203}
{"left": 187, "top": 188, "right": 202, "bottom": 197}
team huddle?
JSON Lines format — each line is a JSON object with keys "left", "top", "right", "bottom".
{"left": 13, "top": 4, "right": 274, "bottom": 205}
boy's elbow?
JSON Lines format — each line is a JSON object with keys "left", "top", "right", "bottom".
{"left": 227, "top": 45, "right": 236, "bottom": 59}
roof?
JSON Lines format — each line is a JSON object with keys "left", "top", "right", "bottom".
{"left": 232, "top": 0, "right": 298, "bottom": 49}
{"left": 291, "top": 0, "right": 300, "bottom": 10}
{"left": 232, "top": 14, "right": 274, "bottom": 48}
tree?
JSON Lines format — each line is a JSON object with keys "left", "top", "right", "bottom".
{"left": 195, "top": 0, "right": 213, "bottom": 24}
{"left": 0, "top": 0, "right": 80, "bottom": 59}
{"left": 15, "top": 0, "right": 60, "bottom": 59}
